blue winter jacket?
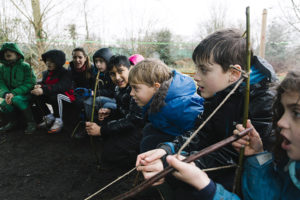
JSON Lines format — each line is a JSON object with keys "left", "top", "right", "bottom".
{"left": 197, "top": 152, "right": 300, "bottom": 200}
{"left": 143, "top": 70, "right": 204, "bottom": 136}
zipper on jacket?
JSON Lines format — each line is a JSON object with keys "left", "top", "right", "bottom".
{"left": 9, "top": 67, "right": 12, "bottom": 90}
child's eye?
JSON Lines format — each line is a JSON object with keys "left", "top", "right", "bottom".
{"left": 109, "top": 72, "right": 115, "bottom": 77}
{"left": 292, "top": 110, "right": 300, "bottom": 118}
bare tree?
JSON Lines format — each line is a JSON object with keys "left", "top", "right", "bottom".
{"left": 197, "top": 2, "right": 228, "bottom": 39}
{"left": 279, "top": 0, "right": 300, "bottom": 32}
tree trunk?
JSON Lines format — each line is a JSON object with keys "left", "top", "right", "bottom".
{"left": 31, "top": 0, "right": 45, "bottom": 67}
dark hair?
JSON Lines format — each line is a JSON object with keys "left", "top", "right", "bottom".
{"left": 107, "top": 55, "right": 130, "bottom": 71}
{"left": 192, "top": 29, "right": 250, "bottom": 72}
{"left": 72, "top": 47, "right": 92, "bottom": 78}
{"left": 272, "top": 69, "right": 300, "bottom": 162}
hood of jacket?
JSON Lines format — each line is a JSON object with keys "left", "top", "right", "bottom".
{"left": 93, "top": 48, "right": 113, "bottom": 66}
{"left": 145, "top": 70, "right": 198, "bottom": 113}
{"left": 42, "top": 49, "right": 66, "bottom": 69}
{"left": 250, "top": 55, "right": 278, "bottom": 83}
{"left": 0, "top": 42, "right": 24, "bottom": 65}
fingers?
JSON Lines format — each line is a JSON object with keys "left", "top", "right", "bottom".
{"left": 144, "top": 149, "right": 166, "bottom": 163}
{"left": 166, "top": 155, "right": 186, "bottom": 172}
{"left": 136, "top": 150, "right": 156, "bottom": 166}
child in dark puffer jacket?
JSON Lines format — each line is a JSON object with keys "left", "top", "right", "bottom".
{"left": 31, "top": 49, "right": 74, "bottom": 134}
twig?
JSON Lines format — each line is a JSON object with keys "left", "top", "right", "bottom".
{"left": 111, "top": 128, "right": 253, "bottom": 200}
{"left": 84, "top": 167, "right": 137, "bottom": 200}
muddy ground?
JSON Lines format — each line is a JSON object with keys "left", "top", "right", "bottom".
{"left": 0, "top": 116, "right": 161, "bottom": 200}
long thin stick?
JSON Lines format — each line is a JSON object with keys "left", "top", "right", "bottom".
{"left": 111, "top": 128, "right": 253, "bottom": 200}
{"left": 233, "top": 6, "right": 251, "bottom": 195}
{"left": 84, "top": 167, "right": 137, "bottom": 200}
{"left": 90, "top": 70, "right": 101, "bottom": 165}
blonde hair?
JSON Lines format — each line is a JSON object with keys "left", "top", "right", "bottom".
{"left": 129, "top": 59, "right": 172, "bottom": 86}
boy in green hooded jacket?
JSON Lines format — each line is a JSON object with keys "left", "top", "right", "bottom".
{"left": 0, "top": 42, "right": 37, "bottom": 134}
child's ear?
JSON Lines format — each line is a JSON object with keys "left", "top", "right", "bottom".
{"left": 229, "top": 65, "right": 242, "bottom": 82}
{"left": 154, "top": 82, "right": 161, "bottom": 89}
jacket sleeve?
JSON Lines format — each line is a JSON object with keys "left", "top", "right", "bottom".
{"left": 248, "top": 88, "right": 275, "bottom": 150}
{"left": 162, "top": 95, "right": 204, "bottom": 135}
{"left": 158, "top": 128, "right": 238, "bottom": 169}
{"left": 42, "top": 70, "right": 73, "bottom": 96}
{"left": 242, "top": 152, "right": 279, "bottom": 200}
{"left": 101, "top": 98, "right": 144, "bottom": 136}
{"left": 11, "top": 64, "right": 36, "bottom": 96}
{"left": 0, "top": 65, "right": 10, "bottom": 97}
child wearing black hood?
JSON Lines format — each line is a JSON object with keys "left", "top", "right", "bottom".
{"left": 31, "top": 49, "right": 74, "bottom": 134}
{"left": 83, "top": 48, "right": 116, "bottom": 123}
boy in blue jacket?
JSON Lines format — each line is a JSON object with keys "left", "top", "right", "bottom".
{"left": 129, "top": 59, "right": 204, "bottom": 152}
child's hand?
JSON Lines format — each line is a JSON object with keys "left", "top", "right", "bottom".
{"left": 34, "top": 84, "right": 41, "bottom": 89}
{"left": 31, "top": 88, "right": 43, "bottom": 96}
{"left": 167, "top": 155, "right": 210, "bottom": 191}
{"left": 98, "top": 108, "right": 111, "bottom": 121}
{"left": 136, "top": 149, "right": 167, "bottom": 185}
{"left": 232, "top": 120, "right": 264, "bottom": 156}
{"left": 85, "top": 122, "right": 101, "bottom": 136}
{"left": 137, "top": 158, "right": 165, "bottom": 186}
{"left": 5, "top": 93, "right": 14, "bottom": 104}
{"left": 136, "top": 149, "right": 167, "bottom": 167}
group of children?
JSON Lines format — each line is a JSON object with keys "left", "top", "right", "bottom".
{"left": 0, "top": 28, "right": 299, "bottom": 199}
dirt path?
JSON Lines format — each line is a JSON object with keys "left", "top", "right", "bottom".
{"left": 0, "top": 125, "right": 160, "bottom": 200}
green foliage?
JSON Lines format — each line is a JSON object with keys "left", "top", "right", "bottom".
{"left": 154, "top": 29, "right": 174, "bottom": 65}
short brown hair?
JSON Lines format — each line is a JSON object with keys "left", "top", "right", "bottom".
{"left": 129, "top": 59, "right": 172, "bottom": 86}
{"left": 192, "top": 29, "right": 249, "bottom": 72}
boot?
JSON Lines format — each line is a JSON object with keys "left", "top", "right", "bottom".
{"left": 22, "top": 107, "right": 37, "bottom": 134}
{"left": 0, "top": 121, "right": 17, "bottom": 133}
{"left": 0, "top": 112, "right": 17, "bottom": 133}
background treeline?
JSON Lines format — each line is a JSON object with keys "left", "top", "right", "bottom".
{"left": 1, "top": 0, "right": 299, "bottom": 76}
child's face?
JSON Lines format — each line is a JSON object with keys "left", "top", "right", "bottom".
{"left": 46, "top": 59, "right": 56, "bottom": 71}
{"left": 94, "top": 57, "right": 107, "bottom": 72}
{"left": 194, "top": 62, "right": 233, "bottom": 98}
{"left": 109, "top": 65, "right": 130, "bottom": 88}
{"left": 4, "top": 50, "right": 18, "bottom": 62}
{"left": 277, "top": 91, "right": 300, "bottom": 160}
{"left": 72, "top": 51, "right": 87, "bottom": 69}
{"left": 130, "top": 83, "right": 158, "bottom": 106}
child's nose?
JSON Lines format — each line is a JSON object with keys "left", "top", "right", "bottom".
{"left": 277, "top": 113, "right": 289, "bottom": 129}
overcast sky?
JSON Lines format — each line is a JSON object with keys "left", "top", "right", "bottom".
{"left": 57, "top": 0, "right": 282, "bottom": 40}
{"left": 4, "top": 0, "right": 298, "bottom": 45}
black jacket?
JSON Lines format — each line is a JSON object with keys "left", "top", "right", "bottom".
{"left": 93, "top": 70, "right": 115, "bottom": 98}
{"left": 101, "top": 85, "right": 144, "bottom": 136}
{"left": 159, "top": 56, "right": 278, "bottom": 189}
{"left": 40, "top": 66, "right": 73, "bottom": 97}
{"left": 68, "top": 61, "right": 94, "bottom": 89}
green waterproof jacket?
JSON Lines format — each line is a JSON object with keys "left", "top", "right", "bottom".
{"left": 0, "top": 42, "right": 36, "bottom": 98}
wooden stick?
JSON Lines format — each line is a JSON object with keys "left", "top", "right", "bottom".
{"left": 90, "top": 70, "right": 101, "bottom": 165}
{"left": 233, "top": 6, "right": 251, "bottom": 195}
{"left": 111, "top": 127, "right": 253, "bottom": 200}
